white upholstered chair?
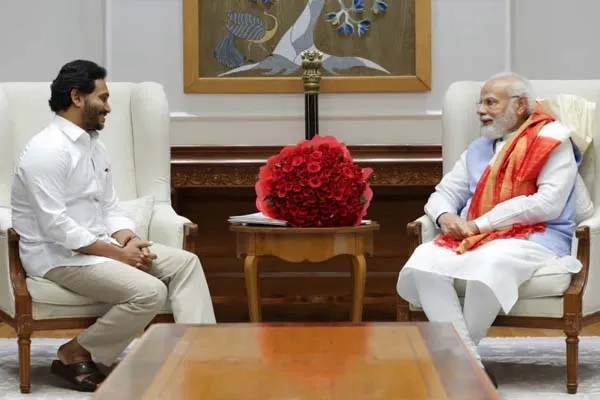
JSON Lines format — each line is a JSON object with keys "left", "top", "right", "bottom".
{"left": 0, "top": 82, "right": 197, "bottom": 393}
{"left": 397, "top": 80, "right": 600, "bottom": 394}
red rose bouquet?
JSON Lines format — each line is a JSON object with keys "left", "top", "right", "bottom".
{"left": 255, "top": 135, "right": 373, "bottom": 227}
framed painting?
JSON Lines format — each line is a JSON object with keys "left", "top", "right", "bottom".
{"left": 183, "top": 0, "right": 431, "bottom": 93}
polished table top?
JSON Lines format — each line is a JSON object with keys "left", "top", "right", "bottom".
{"left": 94, "top": 322, "right": 499, "bottom": 400}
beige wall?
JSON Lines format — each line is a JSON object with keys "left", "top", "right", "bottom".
{"left": 1, "top": 0, "right": 599, "bottom": 145}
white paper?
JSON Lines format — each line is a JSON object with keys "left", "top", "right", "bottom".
{"left": 228, "top": 211, "right": 372, "bottom": 226}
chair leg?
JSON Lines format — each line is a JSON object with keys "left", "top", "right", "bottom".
{"left": 565, "top": 329, "right": 579, "bottom": 394}
{"left": 18, "top": 333, "right": 32, "bottom": 394}
{"left": 396, "top": 298, "right": 411, "bottom": 322}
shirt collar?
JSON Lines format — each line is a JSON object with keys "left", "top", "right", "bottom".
{"left": 53, "top": 115, "right": 98, "bottom": 142}
{"left": 499, "top": 129, "right": 517, "bottom": 143}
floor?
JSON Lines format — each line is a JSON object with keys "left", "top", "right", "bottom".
{"left": 1, "top": 322, "right": 599, "bottom": 338}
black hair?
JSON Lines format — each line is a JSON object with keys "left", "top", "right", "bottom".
{"left": 48, "top": 60, "right": 107, "bottom": 113}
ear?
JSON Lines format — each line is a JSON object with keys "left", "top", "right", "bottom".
{"left": 517, "top": 97, "right": 528, "bottom": 117}
{"left": 70, "top": 88, "right": 85, "bottom": 108}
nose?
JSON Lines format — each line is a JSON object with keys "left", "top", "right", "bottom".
{"left": 105, "top": 103, "right": 111, "bottom": 114}
{"left": 477, "top": 103, "right": 486, "bottom": 116}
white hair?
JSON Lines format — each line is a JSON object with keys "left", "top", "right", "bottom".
{"left": 487, "top": 72, "right": 536, "bottom": 114}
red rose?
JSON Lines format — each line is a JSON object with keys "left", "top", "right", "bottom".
{"left": 308, "top": 176, "right": 322, "bottom": 188}
{"left": 310, "top": 150, "right": 323, "bottom": 160}
{"left": 307, "top": 162, "right": 321, "bottom": 173}
{"left": 292, "top": 155, "right": 304, "bottom": 167}
{"left": 282, "top": 163, "right": 293, "bottom": 173}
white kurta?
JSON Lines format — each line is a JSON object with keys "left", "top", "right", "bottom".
{"left": 397, "top": 127, "right": 582, "bottom": 314}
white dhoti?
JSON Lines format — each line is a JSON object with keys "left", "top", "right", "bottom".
{"left": 398, "top": 238, "right": 569, "bottom": 314}
{"left": 397, "top": 237, "right": 581, "bottom": 364}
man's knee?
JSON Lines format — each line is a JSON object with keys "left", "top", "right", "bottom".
{"left": 176, "top": 249, "right": 202, "bottom": 273}
{"left": 132, "top": 277, "right": 168, "bottom": 310}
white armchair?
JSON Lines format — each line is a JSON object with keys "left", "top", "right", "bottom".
{"left": 0, "top": 82, "right": 196, "bottom": 393}
{"left": 397, "top": 80, "right": 600, "bottom": 394}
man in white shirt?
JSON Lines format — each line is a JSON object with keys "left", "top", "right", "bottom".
{"left": 396, "top": 72, "right": 582, "bottom": 387}
{"left": 11, "top": 60, "right": 216, "bottom": 391}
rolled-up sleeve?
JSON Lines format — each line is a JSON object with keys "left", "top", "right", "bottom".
{"left": 19, "top": 148, "right": 97, "bottom": 250}
{"left": 424, "top": 151, "right": 471, "bottom": 226}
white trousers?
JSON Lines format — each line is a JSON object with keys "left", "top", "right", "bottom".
{"left": 409, "top": 269, "right": 501, "bottom": 365}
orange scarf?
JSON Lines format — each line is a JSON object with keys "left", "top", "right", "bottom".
{"left": 435, "top": 105, "right": 562, "bottom": 254}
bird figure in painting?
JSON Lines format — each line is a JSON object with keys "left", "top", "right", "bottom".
{"left": 214, "top": 8, "right": 279, "bottom": 69}
{"left": 218, "top": 0, "right": 390, "bottom": 77}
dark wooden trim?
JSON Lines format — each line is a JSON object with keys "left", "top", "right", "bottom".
{"left": 171, "top": 145, "right": 442, "bottom": 188}
{"left": 183, "top": 222, "right": 198, "bottom": 254}
{"left": 171, "top": 145, "right": 442, "bottom": 163}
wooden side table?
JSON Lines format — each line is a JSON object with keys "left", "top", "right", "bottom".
{"left": 230, "top": 223, "right": 379, "bottom": 323}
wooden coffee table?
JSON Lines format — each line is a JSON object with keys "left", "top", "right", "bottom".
{"left": 94, "top": 322, "right": 499, "bottom": 399}
{"left": 230, "top": 223, "right": 379, "bottom": 323}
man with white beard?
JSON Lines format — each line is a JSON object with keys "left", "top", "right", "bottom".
{"left": 396, "top": 72, "right": 583, "bottom": 387}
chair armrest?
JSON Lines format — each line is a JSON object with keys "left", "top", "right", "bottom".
{"left": 565, "top": 209, "right": 600, "bottom": 316}
{"left": 399, "top": 214, "right": 438, "bottom": 321}
{"left": 0, "top": 208, "right": 16, "bottom": 318}
{"left": 407, "top": 214, "right": 439, "bottom": 251}
{"left": 0, "top": 207, "right": 33, "bottom": 319}
{"left": 148, "top": 203, "right": 198, "bottom": 252}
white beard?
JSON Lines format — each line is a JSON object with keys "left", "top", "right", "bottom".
{"left": 481, "top": 106, "right": 518, "bottom": 139}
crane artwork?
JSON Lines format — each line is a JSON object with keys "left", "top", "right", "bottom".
{"left": 213, "top": 0, "right": 390, "bottom": 76}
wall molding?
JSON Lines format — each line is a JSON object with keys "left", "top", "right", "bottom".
{"left": 169, "top": 110, "right": 443, "bottom": 122}
{"left": 170, "top": 145, "right": 442, "bottom": 188}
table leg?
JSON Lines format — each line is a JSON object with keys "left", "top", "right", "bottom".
{"left": 243, "top": 255, "right": 261, "bottom": 322}
{"left": 351, "top": 254, "right": 367, "bottom": 322}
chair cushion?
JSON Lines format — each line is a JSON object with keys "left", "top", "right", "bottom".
{"left": 409, "top": 296, "right": 565, "bottom": 318}
{"left": 27, "top": 276, "right": 172, "bottom": 319}
{"left": 27, "top": 276, "right": 98, "bottom": 305}
{"left": 119, "top": 195, "right": 155, "bottom": 240}
{"left": 32, "top": 300, "right": 172, "bottom": 320}
{"left": 454, "top": 263, "right": 572, "bottom": 299}
{"left": 27, "top": 275, "right": 171, "bottom": 308}
{"left": 575, "top": 173, "right": 594, "bottom": 224}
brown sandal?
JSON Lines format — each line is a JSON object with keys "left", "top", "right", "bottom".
{"left": 51, "top": 359, "right": 106, "bottom": 392}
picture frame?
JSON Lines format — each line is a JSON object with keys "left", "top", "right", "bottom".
{"left": 182, "top": 0, "right": 431, "bottom": 93}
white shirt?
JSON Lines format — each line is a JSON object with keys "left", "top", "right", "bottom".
{"left": 11, "top": 116, "right": 135, "bottom": 277}
{"left": 425, "top": 124, "right": 578, "bottom": 233}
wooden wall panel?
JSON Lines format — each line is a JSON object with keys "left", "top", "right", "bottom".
{"left": 171, "top": 145, "right": 441, "bottom": 322}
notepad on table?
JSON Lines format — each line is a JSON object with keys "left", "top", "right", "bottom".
{"left": 228, "top": 212, "right": 372, "bottom": 227}
{"left": 227, "top": 212, "right": 288, "bottom": 226}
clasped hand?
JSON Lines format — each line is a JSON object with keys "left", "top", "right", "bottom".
{"left": 118, "top": 238, "right": 157, "bottom": 270}
{"left": 438, "top": 213, "right": 480, "bottom": 240}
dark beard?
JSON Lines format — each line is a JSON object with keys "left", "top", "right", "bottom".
{"left": 82, "top": 101, "right": 104, "bottom": 131}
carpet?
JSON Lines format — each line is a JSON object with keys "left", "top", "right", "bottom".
{"left": 480, "top": 336, "right": 600, "bottom": 399}
{"left": 0, "top": 337, "right": 599, "bottom": 399}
